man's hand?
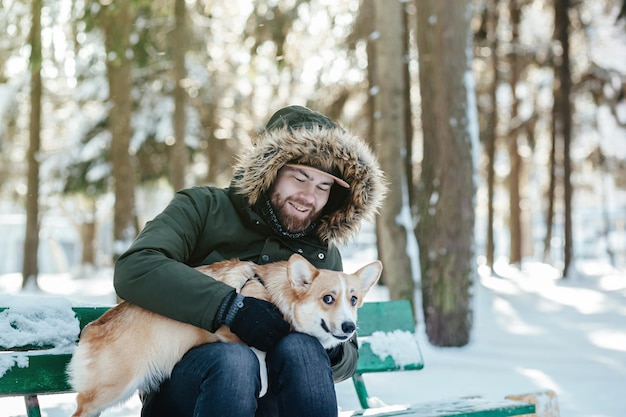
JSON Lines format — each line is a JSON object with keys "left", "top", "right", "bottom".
{"left": 217, "top": 292, "right": 290, "bottom": 351}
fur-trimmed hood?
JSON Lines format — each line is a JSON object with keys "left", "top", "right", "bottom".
{"left": 233, "top": 118, "right": 387, "bottom": 246}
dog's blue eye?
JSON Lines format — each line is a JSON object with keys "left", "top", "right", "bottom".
{"left": 351, "top": 296, "right": 358, "bottom": 306}
{"left": 323, "top": 295, "right": 334, "bottom": 305}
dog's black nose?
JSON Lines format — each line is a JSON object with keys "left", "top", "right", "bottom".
{"left": 342, "top": 322, "right": 356, "bottom": 334}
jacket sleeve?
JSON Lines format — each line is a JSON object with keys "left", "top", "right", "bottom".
{"left": 113, "top": 188, "right": 234, "bottom": 332}
{"left": 330, "top": 336, "right": 359, "bottom": 382}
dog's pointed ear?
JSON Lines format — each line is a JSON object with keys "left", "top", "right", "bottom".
{"left": 287, "top": 253, "right": 319, "bottom": 289}
{"left": 353, "top": 261, "right": 383, "bottom": 300}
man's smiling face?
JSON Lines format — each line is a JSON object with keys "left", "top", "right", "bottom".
{"left": 269, "top": 165, "right": 334, "bottom": 233}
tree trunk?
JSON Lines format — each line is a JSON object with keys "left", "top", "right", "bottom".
{"left": 170, "top": 0, "right": 188, "bottom": 192}
{"left": 543, "top": 102, "right": 557, "bottom": 262}
{"left": 200, "top": 99, "right": 234, "bottom": 186}
{"left": 362, "top": 0, "right": 385, "bottom": 275}
{"left": 485, "top": 0, "right": 499, "bottom": 268}
{"left": 507, "top": 0, "right": 523, "bottom": 266}
{"left": 371, "top": 0, "right": 415, "bottom": 303}
{"left": 599, "top": 163, "right": 616, "bottom": 266}
{"left": 22, "top": 0, "right": 42, "bottom": 289}
{"left": 80, "top": 200, "right": 97, "bottom": 266}
{"left": 415, "top": 0, "right": 476, "bottom": 346}
{"left": 103, "top": 2, "right": 138, "bottom": 261}
{"left": 403, "top": 2, "right": 415, "bottom": 209}
{"left": 555, "top": 0, "right": 573, "bottom": 276}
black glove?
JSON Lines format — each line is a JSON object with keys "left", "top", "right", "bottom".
{"left": 216, "top": 291, "right": 290, "bottom": 351}
{"left": 326, "top": 344, "right": 344, "bottom": 366}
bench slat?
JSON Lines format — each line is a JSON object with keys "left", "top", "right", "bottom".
{"left": 356, "top": 301, "right": 416, "bottom": 335}
{"left": 340, "top": 397, "right": 536, "bottom": 417}
{"left": 356, "top": 344, "right": 424, "bottom": 373}
{"left": 0, "top": 354, "right": 73, "bottom": 396}
{"left": 71, "top": 307, "right": 111, "bottom": 330}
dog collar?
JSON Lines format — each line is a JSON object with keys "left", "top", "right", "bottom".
{"left": 240, "top": 274, "right": 265, "bottom": 291}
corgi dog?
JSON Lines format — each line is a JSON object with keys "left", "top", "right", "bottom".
{"left": 67, "top": 253, "right": 382, "bottom": 417}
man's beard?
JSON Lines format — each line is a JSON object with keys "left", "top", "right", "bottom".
{"left": 270, "top": 193, "right": 322, "bottom": 233}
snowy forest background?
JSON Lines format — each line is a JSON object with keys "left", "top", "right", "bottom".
{"left": 0, "top": 0, "right": 625, "bottom": 349}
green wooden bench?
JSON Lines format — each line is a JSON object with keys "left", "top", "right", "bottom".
{"left": 1, "top": 300, "right": 534, "bottom": 417}
{"left": 0, "top": 306, "right": 109, "bottom": 417}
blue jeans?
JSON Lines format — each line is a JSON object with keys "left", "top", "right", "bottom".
{"left": 141, "top": 332, "right": 338, "bottom": 417}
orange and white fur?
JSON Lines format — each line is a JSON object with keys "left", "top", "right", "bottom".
{"left": 67, "top": 253, "right": 382, "bottom": 417}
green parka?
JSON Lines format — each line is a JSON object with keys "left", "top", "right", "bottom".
{"left": 114, "top": 106, "right": 386, "bottom": 383}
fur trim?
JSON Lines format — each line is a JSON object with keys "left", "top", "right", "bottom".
{"left": 233, "top": 126, "right": 387, "bottom": 245}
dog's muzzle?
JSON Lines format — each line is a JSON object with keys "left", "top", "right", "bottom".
{"left": 321, "top": 319, "right": 356, "bottom": 340}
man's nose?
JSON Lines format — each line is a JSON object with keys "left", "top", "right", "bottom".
{"left": 298, "top": 184, "right": 317, "bottom": 203}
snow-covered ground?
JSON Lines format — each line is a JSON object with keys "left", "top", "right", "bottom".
{"left": 1, "top": 257, "right": 625, "bottom": 417}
